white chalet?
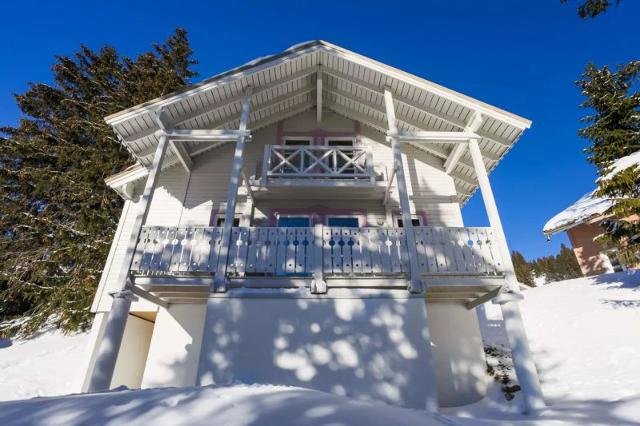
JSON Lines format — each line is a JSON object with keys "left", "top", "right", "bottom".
{"left": 81, "top": 41, "right": 544, "bottom": 412}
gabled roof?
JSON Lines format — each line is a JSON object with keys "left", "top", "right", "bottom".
{"left": 105, "top": 40, "right": 532, "bottom": 204}
{"left": 543, "top": 191, "right": 613, "bottom": 236}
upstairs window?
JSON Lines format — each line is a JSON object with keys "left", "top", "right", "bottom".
{"left": 327, "top": 216, "right": 359, "bottom": 227}
{"left": 396, "top": 216, "right": 423, "bottom": 228}
{"left": 215, "top": 217, "right": 240, "bottom": 227}
{"left": 277, "top": 216, "right": 311, "bottom": 227}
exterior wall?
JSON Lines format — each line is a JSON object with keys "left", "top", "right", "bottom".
{"left": 91, "top": 110, "right": 464, "bottom": 312}
{"left": 141, "top": 304, "right": 206, "bottom": 389}
{"left": 196, "top": 290, "right": 482, "bottom": 409}
{"left": 110, "top": 314, "right": 154, "bottom": 389}
{"left": 428, "top": 302, "right": 488, "bottom": 407}
{"left": 566, "top": 221, "right": 610, "bottom": 276}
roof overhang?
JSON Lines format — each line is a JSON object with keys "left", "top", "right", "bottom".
{"left": 543, "top": 191, "right": 614, "bottom": 236}
{"left": 104, "top": 40, "right": 532, "bottom": 204}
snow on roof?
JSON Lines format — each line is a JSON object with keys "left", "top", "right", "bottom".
{"left": 543, "top": 191, "right": 613, "bottom": 235}
{"left": 599, "top": 150, "right": 640, "bottom": 182}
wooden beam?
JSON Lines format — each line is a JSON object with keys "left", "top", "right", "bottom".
{"left": 466, "top": 286, "right": 502, "bottom": 310}
{"left": 316, "top": 65, "right": 323, "bottom": 122}
{"left": 214, "top": 86, "right": 253, "bottom": 292}
{"left": 383, "top": 165, "right": 397, "bottom": 205}
{"left": 444, "top": 112, "right": 484, "bottom": 175}
{"left": 131, "top": 284, "right": 169, "bottom": 309}
{"left": 392, "top": 130, "right": 477, "bottom": 143}
{"left": 160, "top": 129, "right": 251, "bottom": 142}
{"left": 383, "top": 88, "right": 423, "bottom": 295}
{"left": 154, "top": 109, "right": 193, "bottom": 174}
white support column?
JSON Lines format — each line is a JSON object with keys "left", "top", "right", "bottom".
{"left": 214, "top": 87, "right": 253, "bottom": 292}
{"left": 86, "top": 133, "right": 170, "bottom": 393}
{"left": 383, "top": 88, "right": 423, "bottom": 294}
{"left": 468, "top": 137, "right": 545, "bottom": 413}
{"left": 384, "top": 88, "right": 439, "bottom": 413}
{"left": 316, "top": 65, "right": 323, "bottom": 123}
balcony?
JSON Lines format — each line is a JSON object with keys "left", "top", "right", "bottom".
{"left": 131, "top": 225, "right": 505, "bottom": 280}
{"left": 249, "top": 145, "right": 387, "bottom": 200}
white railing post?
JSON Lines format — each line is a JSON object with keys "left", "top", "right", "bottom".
{"left": 261, "top": 145, "right": 271, "bottom": 184}
{"left": 311, "top": 224, "right": 327, "bottom": 293}
{"left": 468, "top": 137, "right": 545, "bottom": 413}
{"left": 87, "top": 130, "right": 170, "bottom": 392}
{"left": 213, "top": 87, "right": 253, "bottom": 292}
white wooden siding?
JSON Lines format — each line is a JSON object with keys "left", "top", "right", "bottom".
{"left": 94, "top": 109, "right": 464, "bottom": 311}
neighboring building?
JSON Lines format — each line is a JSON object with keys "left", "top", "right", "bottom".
{"left": 80, "top": 41, "right": 544, "bottom": 412}
{"left": 544, "top": 192, "right": 618, "bottom": 276}
{"left": 544, "top": 151, "right": 640, "bottom": 276}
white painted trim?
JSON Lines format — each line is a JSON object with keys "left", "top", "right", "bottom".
{"left": 316, "top": 65, "right": 323, "bottom": 122}
{"left": 281, "top": 136, "right": 314, "bottom": 145}
{"left": 160, "top": 129, "right": 251, "bottom": 142}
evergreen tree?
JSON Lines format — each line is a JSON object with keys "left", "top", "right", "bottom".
{"left": 566, "top": 1, "right": 640, "bottom": 263}
{"left": 0, "top": 29, "right": 197, "bottom": 337}
{"left": 531, "top": 244, "right": 583, "bottom": 283}
{"left": 511, "top": 251, "right": 535, "bottom": 286}
{"left": 561, "top": 0, "right": 622, "bottom": 18}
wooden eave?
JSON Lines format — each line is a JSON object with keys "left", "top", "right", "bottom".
{"left": 104, "top": 40, "right": 532, "bottom": 205}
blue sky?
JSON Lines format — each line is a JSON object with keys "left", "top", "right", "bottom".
{"left": 2, "top": 1, "right": 638, "bottom": 260}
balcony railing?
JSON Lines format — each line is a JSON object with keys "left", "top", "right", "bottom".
{"left": 261, "top": 145, "right": 375, "bottom": 182}
{"left": 131, "top": 226, "right": 504, "bottom": 278}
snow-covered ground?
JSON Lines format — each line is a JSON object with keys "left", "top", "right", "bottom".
{"left": 1, "top": 271, "right": 639, "bottom": 425}
{"left": 0, "top": 330, "right": 90, "bottom": 402}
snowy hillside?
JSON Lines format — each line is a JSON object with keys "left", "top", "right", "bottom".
{"left": 1, "top": 271, "right": 639, "bottom": 425}
{"left": 0, "top": 330, "right": 90, "bottom": 401}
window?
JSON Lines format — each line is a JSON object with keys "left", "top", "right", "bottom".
{"left": 327, "top": 216, "right": 359, "bottom": 227}
{"left": 277, "top": 216, "right": 310, "bottom": 227}
{"left": 282, "top": 137, "right": 313, "bottom": 173}
{"left": 216, "top": 217, "right": 240, "bottom": 227}
{"left": 396, "top": 216, "right": 422, "bottom": 228}
{"left": 326, "top": 138, "right": 356, "bottom": 174}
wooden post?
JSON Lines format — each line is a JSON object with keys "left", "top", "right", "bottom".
{"left": 311, "top": 224, "right": 326, "bottom": 293}
{"left": 87, "top": 133, "right": 169, "bottom": 392}
{"left": 384, "top": 88, "right": 439, "bottom": 412}
{"left": 468, "top": 137, "right": 545, "bottom": 413}
{"left": 383, "top": 88, "right": 423, "bottom": 294}
{"left": 214, "top": 87, "right": 253, "bottom": 292}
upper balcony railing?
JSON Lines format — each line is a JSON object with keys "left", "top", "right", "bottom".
{"left": 261, "top": 145, "right": 375, "bottom": 182}
{"left": 131, "top": 225, "right": 505, "bottom": 279}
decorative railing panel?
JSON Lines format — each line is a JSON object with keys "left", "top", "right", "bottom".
{"left": 263, "top": 145, "right": 374, "bottom": 180}
{"left": 131, "top": 226, "right": 504, "bottom": 278}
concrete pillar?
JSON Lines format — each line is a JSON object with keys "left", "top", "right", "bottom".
{"left": 86, "top": 291, "right": 133, "bottom": 392}
{"left": 86, "top": 131, "right": 169, "bottom": 392}
{"left": 468, "top": 137, "right": 545, "bottom": 412}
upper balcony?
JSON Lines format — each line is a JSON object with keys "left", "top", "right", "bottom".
{"left": 249, "top": 144, "right": 388, "bottom": 200}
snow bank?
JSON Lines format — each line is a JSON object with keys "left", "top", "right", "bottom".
{"left": 0, "top": 330, "right": 90, "bottom": 402}
{"left": 0, "top": 384, "right": 451, "bottom": 426}
{"left": 543, "top": 191, "right": 612, "bottom": 235}
{"left": 452, "top": 270, "right": 640, "bottom": 424}
{"left": 2, "top": 272, "right": 640, "bottom": 424}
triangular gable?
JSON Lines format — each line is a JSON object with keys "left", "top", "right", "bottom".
{"left": 104, "top": 40, "right": 531, "bottom": 204}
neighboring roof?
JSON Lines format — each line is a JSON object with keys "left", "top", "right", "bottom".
{"left": 599, "top": 150, "right": 640, "bottom": 182}
{"left": 543, "top": 191, "right": 613, "bottom": 236}
{"left": 105, "top": 40, "right": 532, "bottom": 204}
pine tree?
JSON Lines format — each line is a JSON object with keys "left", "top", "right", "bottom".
{"left": 577, "top": 61, "right": 640, "bottom": 261}
{"left": 0, "top": 29, "right": 197, "bottom": 337}
{"left": 561, "top": 0, "right": 622, "bottom": 18}
{"left": 511, "top": 251, "right": 535, "bottom": 286}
